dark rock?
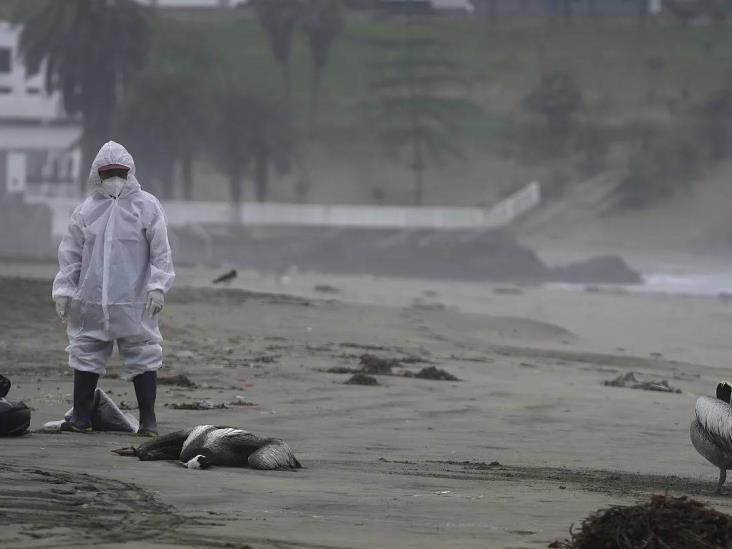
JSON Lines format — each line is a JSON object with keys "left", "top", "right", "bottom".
{"left": 345, "top": 373, "right": 379, "bottom": 386}
{"left": 414, "top": 366, "right": 460, "bottom": 381}
{"left": 551, "top": 255, "right": 642, "bottom": 285}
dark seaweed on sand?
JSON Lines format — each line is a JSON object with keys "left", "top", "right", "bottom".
{"left": 549, "top": 495, "right": 732, "bottom": 549}
{"left": 158, "top": 374, "right": 197, "bottom": 388}
{"left": 413, "top": 366, "right": 460, "bottom": 381}
{"left": 359, "top": 354, "right": 399, "bottom": 374}
{"left": 345, "top": 373, "right": 379, "bottom": 386}
{"left": 325, "top": 366, "right": 359, "bottom": 374}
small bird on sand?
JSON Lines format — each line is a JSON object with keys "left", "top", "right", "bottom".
{"left": 112, "top": 425, "right": 301, "bottom": 470}
{"left": 212, "top": 269, "right": 237, "bottom": 284}
{"left": 690, "top": 381, "right": 732, "bottom": 493}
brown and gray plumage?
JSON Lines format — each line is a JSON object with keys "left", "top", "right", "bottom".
{"left": 690, "top": 382, "right": 732, "bottom": 493}
{"left": 114, "top": 425, "right": 301, "bottom": 470}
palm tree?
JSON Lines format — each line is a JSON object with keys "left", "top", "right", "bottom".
{"left": 115, "top": 20, "right": 214, "bottom": 200}
{"left": 116, "top": 68, "right": 210, "bottom": 200}
{"left": 302, "top": 0, "right": 344, "bottom": 127}
{"left": 253, "top": 0, "right": 302, "bottom": 106}
{"left": 366, "top": 33, "right": 481, "bottom": 206}
{"left": 209, "top": 84, "right": 253, "bottom": 222}
{"left": 246, "top": 94, "right": 294, "bottom": 202}
{"left": 16, "top": 0, "right": 151, "bottom": 193}
{"left": 209, "top": 83, "right": 294, "bottom": 221}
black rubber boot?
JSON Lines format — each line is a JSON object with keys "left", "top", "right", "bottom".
{"left": 62, "top": 370, "right": 99, "bottom": 433}
{"left": 133, "top": 371, "right": 158, "bottom": 437}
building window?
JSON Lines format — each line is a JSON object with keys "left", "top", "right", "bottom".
{"left": 0, "top": 48, "right": 11, "bottom": 73}
{"left": 0, "top": 86, "right": 12, "bottom": 94}
{"left": 26, "top": 87, "right": 40, "bottom": 95}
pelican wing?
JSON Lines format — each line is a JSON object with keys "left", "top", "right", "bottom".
{"left": 248, "top": 440, "right": 302, "bottom": 470}
{"left": 180, "top": 425, "right": 218, "bottom": 462}
{"left": 206, "top": 428, "right": 261, "bottom": 466}
{"left": 695, "top": 396, "right": 732, "bottom": 453}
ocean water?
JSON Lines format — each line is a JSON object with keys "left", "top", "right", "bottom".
{"left": 548, "top": 271, "right": 732, "bottom": 297}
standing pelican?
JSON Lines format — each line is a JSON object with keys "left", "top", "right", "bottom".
{"left": 690, "top": 382, "right": 732, "bottom": 493}
{"left": 113, "top": 425, "right": 301, "bottom": 470}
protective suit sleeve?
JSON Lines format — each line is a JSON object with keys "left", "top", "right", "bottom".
{"left": 146, "top": 201, "right": 175, "bottom": 294}
{"left": 52, "top": 210, "right": 85, "bottom": 300}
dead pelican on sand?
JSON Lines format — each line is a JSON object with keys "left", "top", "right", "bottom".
{"left": 114, "top": 425, "right": 301, "bottom": 470}
{"left": 690, "top": 382, "right": 732, "bottom": 493}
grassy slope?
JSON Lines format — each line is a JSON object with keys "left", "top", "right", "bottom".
{"left": 150, "top": 15, "right": 732, "bottom": 213}
{"left": 187, "top": 17, "right": 732, "bottom": 137}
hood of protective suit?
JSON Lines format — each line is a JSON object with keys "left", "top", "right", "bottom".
{"left": 89, "top": 141, "right": 141, "bottom": 199}
{"left": 53, "top": 139, "right": 175, "bottom": 342}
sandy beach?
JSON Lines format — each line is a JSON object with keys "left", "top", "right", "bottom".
{"left": 2, "top": 264, "right": 732, "bottom": 549}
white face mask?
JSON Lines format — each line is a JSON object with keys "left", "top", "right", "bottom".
{"left": 101, "top": 176, "right": 126, "bottom": 197}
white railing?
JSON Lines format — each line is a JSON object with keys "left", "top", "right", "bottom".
{"left": 27, "top": 181, "right": 541, "bottom": 239}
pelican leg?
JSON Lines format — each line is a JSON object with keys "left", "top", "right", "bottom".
{"left": 717, "top": 467, "right": 727, "bottom": 494}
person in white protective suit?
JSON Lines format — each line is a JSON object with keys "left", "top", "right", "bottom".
{"left": 52, "top": 141, "right": 175, "bottom": 436}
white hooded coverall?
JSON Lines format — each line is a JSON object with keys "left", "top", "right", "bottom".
{"left": 52, "top": 141, "right": 175, "bottom": 380}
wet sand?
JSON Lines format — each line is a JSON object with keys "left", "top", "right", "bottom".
{"left": 2, "top": 268, "right": 732, "bottom": 548}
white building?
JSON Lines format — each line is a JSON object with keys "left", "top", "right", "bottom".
{"left": 0, "top": 22, "right": 81, "bottom": 200}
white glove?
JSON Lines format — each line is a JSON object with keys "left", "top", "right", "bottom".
{"left": 145, "top": 290, "right": 164, "bottom": 317}
{"left": 54, "top": 296, "right": 70, "bottom": 321}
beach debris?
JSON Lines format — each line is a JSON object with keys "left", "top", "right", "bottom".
{"left": 673, "top": 371, "right": 700, "bottom": 381}
{"left": 449, "top": 354, "right": 494, "bottom": 363}
{"left": 603, "top": 372, "right": 681, "bottom": 393}
{"left": 325, "top": 366, "right": 358, "bottom": 374}
{"left": 212, "top": 269, "right": 237, "bottom": 284}
{"left": 0, "top": 375, "right": 30, "bottom": 436}
{"left": 549, "top": 494, "right": 732, "bottom": 549}
{"left": 324, "top": 354, "right": 458, "bottom": 382}
{"left": 0, "top": 374, "right": 9, "bottom": 398}
{"left": 409, "top": 298, "right": 447, "bottom": 311}
{"left": 158, "top": 374, "right": 197, "bottom": 388}
{"left": 360, "top": 354, "right": 400, "bottom": 374}
{"left": 306, "top": 344, "right": 334, "bottom": 352}
{"left": 246, "top": 354, "right": 280, "bottom": 364}
{"left": 493, "top": 287, "right": 524, "bottom": 296}
{"left": 399, "top": 355, "right": 434, "bottom": 364}
{"left": 345, "top": 373, "right": 379, "bottom": 386}
{"left": 412, "top": 366, "right": 460, "bottom": 381}
{"left": 340, "top": 342, "right": 388, "bottom": 351}
{"left": 164, "top": 400, "right": 228, "bottom": 410}
{"left": 43, "top": 388, "right": 138, "bottom": 433}
{"left": 314, "top": 284, "right": 341, "bottom": 294}
{"left": 228, "top": 396, "right": 256, "bottom": 406}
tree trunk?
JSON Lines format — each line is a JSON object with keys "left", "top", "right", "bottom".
{"left": 161, "top": 161, "right": 175, "bottom": 200}
{"left": 229, "top": 168, "right": 243, "bottom": 224}
{"left": 182, "top": 155, "right": 194, "bottom": 201}
{"left": 412, "top": 140, "right": 424, "bottom": 206}
{"left": 282, "top": 63, "right": 292, "bottom": 110}
{"left": 80, "top": 137, "right": 96, "bottom": 195}
{"left": 254, "top": 152, "right": 269, "bottom": 202}
{"left": 80, "top": 118, "right": 105, "bottom": 195}
{"left": 488, "top": 0, "right": 498, "bottom": 23}
{"left": 309, "top": 63, "right": 322, "bottom": 131}
{"left": 637, "top": 0, "right": 648, "bottom": 26}
{"left": 562, "top": 0, "right": 573, "bottom": 23}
